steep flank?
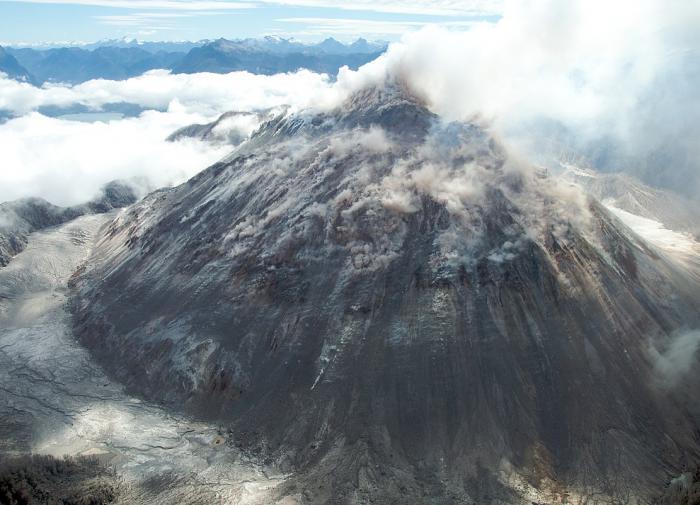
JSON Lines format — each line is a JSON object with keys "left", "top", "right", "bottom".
{"left": 71, "top": 84, "right": 700, "bottom": 504}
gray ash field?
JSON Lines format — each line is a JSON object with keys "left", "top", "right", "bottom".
{"left": 0, "top": 214, "right": 284, "bottom": 504}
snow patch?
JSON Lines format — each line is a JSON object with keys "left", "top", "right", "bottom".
{"left": 607, "top": 205, "right": 698, "bottom": 256}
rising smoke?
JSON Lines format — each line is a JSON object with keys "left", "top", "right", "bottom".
{"left": 331, "top": 0, "right": 700, "bottom": 194}
{"left": 649, "top": 329, "right": 700, "bottom": 389}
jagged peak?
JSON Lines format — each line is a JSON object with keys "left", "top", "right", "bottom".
{"left": 250, "top": 80, "right": 436, "bottom": 143}
{"left": 341, "top": 80, "right": 427, "bottom": 112}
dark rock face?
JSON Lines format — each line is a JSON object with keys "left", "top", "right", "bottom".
{"left": 71, "top": 86, "right": 700, "bottom": 503}
{"left": 0, "top": 181, "right": 137, "bottom": 267}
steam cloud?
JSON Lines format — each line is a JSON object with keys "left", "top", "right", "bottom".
{"left": 0, "top": 68, "right": 335, "bottom": 116}
{"left": 649, "top": 330, "right": 700, "bottom": 389}
{"left": 333, "top": 0, "right": 700, "bottom": 194}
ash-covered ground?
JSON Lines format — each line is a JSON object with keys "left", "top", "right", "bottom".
{"left": 0, "top": 215, "right": 285, "bottom": 504}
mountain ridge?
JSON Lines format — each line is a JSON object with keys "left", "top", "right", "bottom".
{"left": 0, "top": 45, "right": 35, "bottom": 84}
{"left": 3, "top": 37, "right": 387, "bottom": 85}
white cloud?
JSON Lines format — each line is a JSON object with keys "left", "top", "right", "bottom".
{"left": 0, "top": 107, "right": 231, "bottom": 206}
{"left": 0, "top": 68, "right": 342, "bottom": 207}
{"left": 0, "top": 68, "right": 336, "bottom": 116}
{"left": 329, "top": 0, "right": 700, "bottom": 193}
{"left": 333, "top": 3, "right": 668, "bottom": 126}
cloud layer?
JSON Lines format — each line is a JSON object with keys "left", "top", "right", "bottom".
{"left": 0, "top": 108, "right": 231, "bottom": 206}
{"left": 0, "top": 68, "right": 335, "bottom": 116}
{"left": 0, "top": 68, "right": 341, "bottom": 207}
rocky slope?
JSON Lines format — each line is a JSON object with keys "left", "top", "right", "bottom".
{"left": 0, "top": 214, "right": 283, "bottom": 504}
{"left": 167, "top": 110, "right": 276, "bottom": 147}
{"left": 71, "top": 84, "right": 700, "bottom": 504}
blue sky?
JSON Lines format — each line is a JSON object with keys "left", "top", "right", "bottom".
{"left": 0, "top": 0, "right": 502, "bottom": 44}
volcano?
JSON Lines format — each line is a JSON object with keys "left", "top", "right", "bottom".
{"left": 70, "top": 84, "right": 700, "bottom": 504}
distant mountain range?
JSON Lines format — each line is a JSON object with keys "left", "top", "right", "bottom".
{"left": 171, "top": 37, "right": 385, "bottom": 75}
{"left": 82, "top": 37, "right": 204, "bottom": 53}
{"left": 0, "top": 45, "right": 35, "bottom": 84}
{"left": 0, "top": 37, "right": 387, "bottom": 85}
{"left": 5, "top": 46, "right": 183, "bottom": 84}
